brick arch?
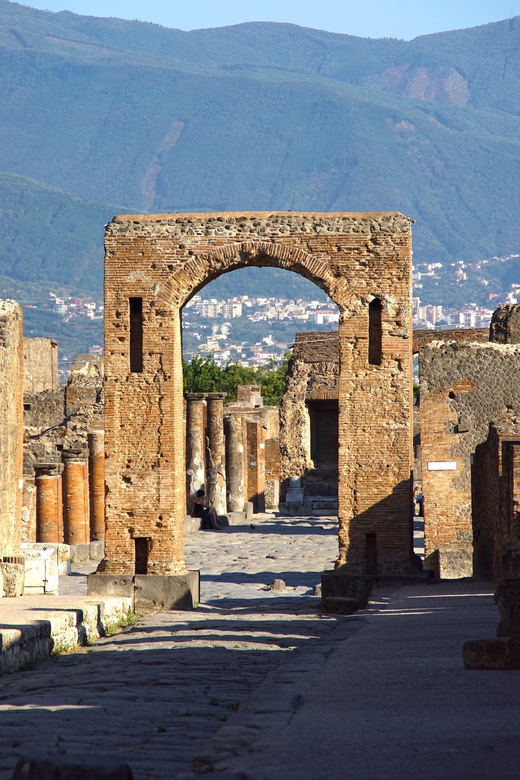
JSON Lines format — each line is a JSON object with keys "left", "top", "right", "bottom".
{"left": 157, "top": 241, "right": 354, "bottom": 310}
{"left": 100, "top": 211, "right": 414, "bottom": 586}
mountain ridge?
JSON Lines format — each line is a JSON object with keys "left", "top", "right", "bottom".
{"left": 0, "top": 3, "right": 518, "bottom": 300}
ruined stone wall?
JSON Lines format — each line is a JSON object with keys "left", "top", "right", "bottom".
{"left": 24, "top": 337, "right": 59, "bottom": 393}
{"left": 22, "top": 360, "right": 104, "bottom": 543}
{"left": 472, "top": 421, "right": 520, "bottom": 580}
{"left": 419, "top": 341, "right": 520, "bottom": 577}
{"left": 279, "top": 331, "right": 339, "bottom": 485}
{"left": 0, "top": 300, "right": 24, "bottom": 557}
{"left": 489, "top": 304, "right": 520, "bottom": 344}
{"left": 103, "top": 211, "right": 413, "bottom": 576}
{"left": 412, "top": 329, "right": 488, "bottom": 353}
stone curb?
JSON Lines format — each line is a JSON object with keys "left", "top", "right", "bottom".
{"left": 0, "top": 596, "right": 133, "bottom": 674}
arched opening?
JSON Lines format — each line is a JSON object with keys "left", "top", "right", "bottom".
{"left": 181, "top": 263, "right": 340, "bottom": 520}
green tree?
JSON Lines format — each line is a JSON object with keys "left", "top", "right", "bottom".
{"left": 182, "top": 354, "right": 290, "bottom": 405}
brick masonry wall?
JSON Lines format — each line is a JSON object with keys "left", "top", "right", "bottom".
{"left": 473, "top": 421, "right": 520, "bottom": 580}
{"left": 103, "top": 211, "right": 413, "bottom": 575}
{"left": 419, "top": 341, "right": 520, "bottom": 577}
{"left": 0, "top": 300, "right": 24, "bottom": 558}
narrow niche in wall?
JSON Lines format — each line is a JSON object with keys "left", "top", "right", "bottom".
{"left": 134, "top": 537, "right": 148, "bottom": 574}
{"left": 368, "top": 297, "right": 382, "bottom": 366}
{"left": 129, "top": 297, "right": 143, "bottom": 373}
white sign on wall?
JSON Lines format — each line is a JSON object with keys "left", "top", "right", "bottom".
{"left": 427, "top": 461, "right": 457, "bottom": 471}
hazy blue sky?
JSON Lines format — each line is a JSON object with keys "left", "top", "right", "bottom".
{"left": 24, "top": 0, "right": 520, "bottom": 40}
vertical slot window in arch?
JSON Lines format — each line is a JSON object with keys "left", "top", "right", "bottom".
{"left": 129, "top": 297, "right": 143, "bottom": 373}
{"left": 368, "top": 297, "right": 382, "bottom": 366}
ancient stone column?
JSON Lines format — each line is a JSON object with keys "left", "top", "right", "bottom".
{"left": 63, "top": 448, "right": 89, "bottom": 545}
{"left": 88, "top": 430, "right": 105, "bottom": 541}
{"left": 35, "top": 463, "right": 63, "bottom": 543}
{"left": 206, "top": 393, "right": 227, "bottom": 516}
{"left": 185, "top": 393, "right": 206, "bottom": 509}
{"left": 225, "top": 414, "right": 245, "bottom": 512}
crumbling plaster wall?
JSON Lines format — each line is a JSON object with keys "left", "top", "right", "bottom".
{"left": 0, "top": 300, "right": 24, "bottom": 557}
{"left": 419, "top": 341, "right": 520, "bottom": 577}
{"left": 103, "top": 210, "right": 413, "bottom": 576}
{"left": 24, "top": 337, "right": 58, "bottom": 393}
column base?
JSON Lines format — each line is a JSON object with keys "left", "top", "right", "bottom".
{"left": 87, "top": 571, "right": 200, "bottom": 614}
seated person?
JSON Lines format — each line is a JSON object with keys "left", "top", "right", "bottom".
{"left": 191, "top": 489, "right": 220, "bottom": 530}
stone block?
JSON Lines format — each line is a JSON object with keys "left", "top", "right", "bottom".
{"left": 184, "top": 515, "right": 202, "bottom": 535}
{"left": 0, "top": 563, "right": 24, "bottom": 597}
{"left": 463, "top": 639, "right": 510, "bottom": 669}
{"left": 244, "top": 501, "right": 254, "bottom": 520}
{"left": 321, "top": 571, "right": 373, "bottom": 609}
{"left": 321, "top": 596, "right": 358, "bottom": 615}
{"left": 495, "top": 579, "right": 520, "bottom": 640}
{"left": 11, "top": 756, "right": 133, "bottom": 779}
{"left": 227, "top": 511, "right": 246, "bottom": 526}
{"left": 23, "top": 549, "right": 58, "bottom": 595}
{"left": 90, "top": 540, "right": 105, "bottom": 560}
{"left": 87, "top": 573, "right": 135, "bottom": 600}
{"left": 134, "top": 571, "right": 200, "bottom": 614}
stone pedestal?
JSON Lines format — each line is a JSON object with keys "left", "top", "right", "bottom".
{"left": 35, "top": 463, "right": 63, "bottom": 543}
{"left": 285, "top": 476, "right": 305, "bottom": 503}
{"left": 206, "top": 393, "right": 227, "bottom": 516}
{"left": 63, "top": 448, "right": 89, "bottom": 545}
{"left": 87, "top": 570, "right": 200, "bottom": 614}
{"left": 88, "top": 431, "right": 105, "bottom": 541}
{"left": 185, "top": 393, "right": 206, "bottom": 506}
{"left": 225, "top": 414, "right": 245, "bottom": 512}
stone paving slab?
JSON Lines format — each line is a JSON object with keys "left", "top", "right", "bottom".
{"left": 0, "top": 514, "right": 344, "bottom": 779}
{"left": 195, "top": 580, "right": 520, "bottom": 780}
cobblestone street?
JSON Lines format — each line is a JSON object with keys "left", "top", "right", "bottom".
{"left": 0, "top": 515, "right": 345, "bottom": 779}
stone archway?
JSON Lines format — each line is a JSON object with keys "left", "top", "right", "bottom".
{"left": 96, "top": 211, "right": 414, "bottom": 596}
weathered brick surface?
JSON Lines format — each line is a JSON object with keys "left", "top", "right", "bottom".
{"left": 0, "top": 300, "right": 24, "bottom": 558}
{"left": 419, "top": 341, "right": 520, "bottom": 577}
{"left": 473, "top": 421, "right": 520, "bottom": 580}
{"left": 102, "top": 211, "right": 413, "bottom": 575}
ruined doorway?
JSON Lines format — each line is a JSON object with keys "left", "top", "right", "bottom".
{"left": 101, "top": 211, "right": 414, "bottom": 577}
{"left": 306, "top": 399, "right": 338, "bottom": 499}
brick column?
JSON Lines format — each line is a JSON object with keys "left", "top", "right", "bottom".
{"left": 225, "top": 414, "right": 245, "bottom": 512}
{"left": 185, "top": 393, "right": 206, "bottom": 508}
{"left": 63, "top": 448, "right": 89, "bottom": 545}
{"left": 88, "top": 431, "right": 105, "bottom": 541}
{"left": 35, "top": 463, "right": 63, "bottom": 543}
{"left": 206, "top": 393, "right": 227, "bottom": 516}
{"left": 246, "top": 421, "right": 266, "bottom": 513}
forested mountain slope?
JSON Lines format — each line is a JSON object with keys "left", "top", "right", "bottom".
{"left": 0, "top": 2, "right": 519, "bottom": 293}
